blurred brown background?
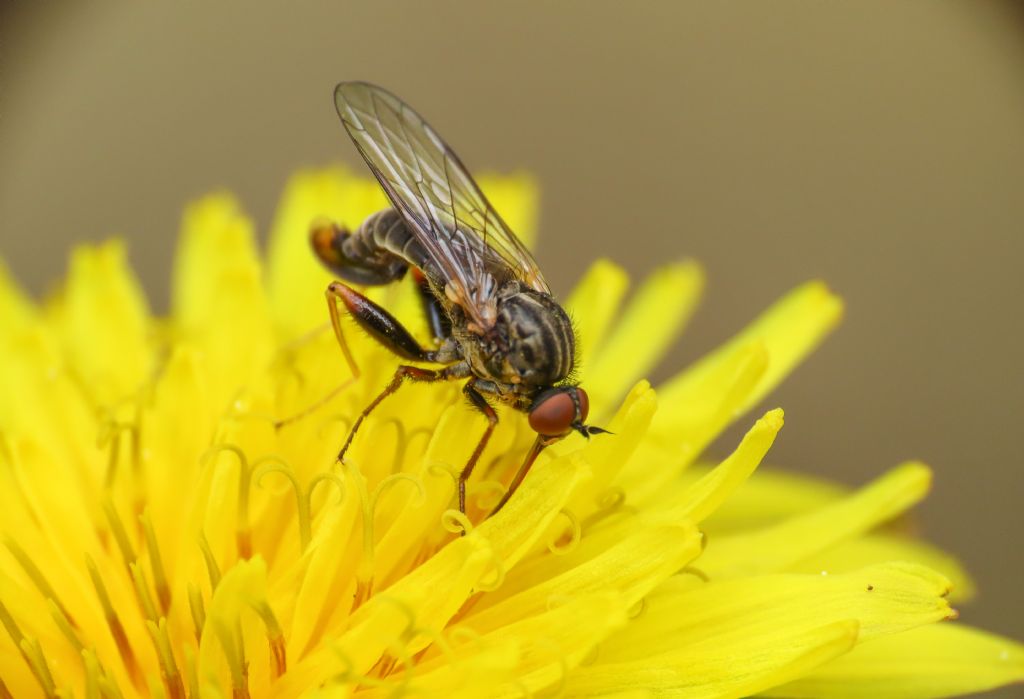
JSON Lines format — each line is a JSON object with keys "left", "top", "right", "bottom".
{"left": 1, "top": 0, "right": 1022, "bottom": 680}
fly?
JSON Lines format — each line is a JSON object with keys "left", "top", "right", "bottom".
{"left": 312, "top": 81, "right": 607, "bottom": 518}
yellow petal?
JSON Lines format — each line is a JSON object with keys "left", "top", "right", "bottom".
{"left": 409, "top": 592, "right": 629, "bottom": 699}
{"left": 657, "top": 280, "right": 842, "bottom": 425}
{"left": 568, "top": 620, "right": 859, "bottom": 698}
{"left": 648, "top": 409, "right": 785, "bottom": 525}
{"left": 585, "top": 260, "right": 703, "bottom": 411}
{"left": 171, "top": 193, "right": 274, "bottom": 404}
{"left": 600, "top": 562, "right": 953, "bottom": 664}
{"left": 52, "top": 240, "right": 151, "bottom": 404}
{"left": 560, "top": 380, "right": 657, "bottom": 522}
{"left": 765, "top": 623, "right": 1024, "bottom": 699}
{"left": 699, "top": 462, "right": 931, "bottom": 579}
{"left": 700, "top": 466, "right": 846, "bottom": 535}
{"left": 792, "top": 533, "right": 976, "bottom": 603}
{"left": 630, "top": 343, "right": 768, "bottom": 502}
{"left": 564, "top": 259, "right": 630, "bottom": 379}
{"left": 279, "top": 453, "right": 587, "bottom": 696}
{"left": 197, "top": 557, "right": 281, "bottom": 696}
{"left": 464, "top": 522, "right": 702, "bottom": 636}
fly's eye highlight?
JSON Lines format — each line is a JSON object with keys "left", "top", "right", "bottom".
{"left": 529, "top": 388, "right": 589, "bottom": 436}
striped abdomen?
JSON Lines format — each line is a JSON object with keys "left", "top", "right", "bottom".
{"left": 313, "top": 209, "right": 440, "bottom": 286}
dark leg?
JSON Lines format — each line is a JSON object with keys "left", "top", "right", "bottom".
{"left": 327, "top": 281, "right": 440, "bottom": 365}
{"left": 458, "top": 381, "right": 499, "bottom": 515}
{"left": 338, "top": 364, "right": 461, "bottom": 462}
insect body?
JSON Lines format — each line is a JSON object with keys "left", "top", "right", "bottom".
{"left": 314, "top": 82, "right": 605, "bottom": 517}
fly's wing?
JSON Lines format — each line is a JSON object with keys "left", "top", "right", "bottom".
{"left": 334, "top": 81, "right": 549, "bottom": 328}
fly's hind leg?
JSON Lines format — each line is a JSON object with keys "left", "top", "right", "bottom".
{"left": 276, "top": 218, "right": 410, "bottom": 429}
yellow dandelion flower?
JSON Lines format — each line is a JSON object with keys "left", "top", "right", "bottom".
{"left": 1, "top": 168, "right": 1022, "bottom": 699}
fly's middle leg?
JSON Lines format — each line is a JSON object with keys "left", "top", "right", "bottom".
{"left": 338, "top": 362, "right": 468, "bottom": 463}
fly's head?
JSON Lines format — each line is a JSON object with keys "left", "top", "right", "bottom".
{"left": 527, "top": 385, "right": 610, "bottom": 440}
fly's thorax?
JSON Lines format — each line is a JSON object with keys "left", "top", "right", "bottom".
{"left": 461, "top": 283, "right": 574, "bottom": 387}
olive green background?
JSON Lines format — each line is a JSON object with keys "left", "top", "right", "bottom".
{"left": 1, "top": 1, "right": 1022, "bottom": 687}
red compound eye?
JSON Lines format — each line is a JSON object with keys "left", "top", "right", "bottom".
{"left": 529, "top": 388, "right": 589, "bottom": 436}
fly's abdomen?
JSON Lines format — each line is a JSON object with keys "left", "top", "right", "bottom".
{"left": 312, "top": 209, "right": 437, "bottom": 286}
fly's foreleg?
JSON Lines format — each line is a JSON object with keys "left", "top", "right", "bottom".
{"left": 458, "top": 381, "right": 499, "bottom": 516}
{"left": 491, "top": 434, "right": 560, "bottom": 515}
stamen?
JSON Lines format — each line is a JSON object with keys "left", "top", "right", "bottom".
{"left": 130, "top": 562, "right": 159, "bottom": 623}
{"left": 305, "top": 473, "right": 347, "bottom": 550}
{"left": 0, "top": 598, "right": 57, "bottom": 698}
{"left": 83, "top": 648, "right": 102, "bottom": 699}
{"left": 19, "top": 636, "right": 58, "bottom": 699}
{"left": 187, "top": 583, "right": 206, "bottom": 643}
{"left": 145, "top": 619, "right": 186, "bottom": 699}
{"left": 97, "top": 405, "right": 144, "bottom": 523}
{"left": 4, "top": 537, "right": 78, "bottom": 628}
{"left": 253, "top": 458, "right": 310, "bottom": 551}
{"left": 198, "top": 531, "right": 222, "bottom": 591}
{"left": 251, "top": 600, "right": 287, "bottom": 681}
{"left": 371, "top": 473, "right": 426, "bottom": 521}
{"left": 678, "top": 566, "right": 711, "bottom": 583}
{"left": 533, "top": 637, "right": 569, "bottom": 698}
{"left": 626, "top": 597, "right": 647, "bottom": 619}
{"left": 426, "top": 460, "right": 457, "bottom": 487}
{"left": 467, "top": 480, "right": 505, "bottom": 512}
{"left": 441, "top": 509, "right": 473, "bottom": 537}
{"left": 97, "top": 667, "right": 127, "bottom": 699}
{"left": 380, "top": 419, "right": 433, "bottom": 475}
{"left": 580, "top": 487, "right": 628, "bottom": 532}
{"left": 46, "top": 598, "right": 84, "bottom": 655}
{"left": 86, "top": 556, "right": 143, "bottom": 690}
{"left": 183, "top": 644, "right": 200, "bottom": 699}
{"left": 546, "top": 509, "right": 582, "bottom": 555}
{"left": 329, "top": 646, "right": 394, "bottom": 690}
{"left": 83, "top": 647, "right": 126, "bottom": 699}
{"left": 201, "top": 444, "right": 253, "bottom": 560}
{"left": 369, "top": 639, "right": 415, "bottom": 687}
{"left": 210, "top": 617, "right": 250, "bottom": 699}
{"left": 315, "top": 414, "right": 352, "bottom": 441}
{"left": 140, "top": 509, "right": 172, "bottom": 614}
{"left": 235, "top": 622, "right": 251, "bottom": 695}
{"left": 345, "top": 460, "right": 375, "bottom": 608}
{"left": 101, "top": 497, "right": 137, "bottom": 572}
{"left": 474, "top": 542, "right": 506, "bottom": 592}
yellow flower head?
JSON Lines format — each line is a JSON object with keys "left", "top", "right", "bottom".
{"left": 0, "top": 169, "right": 1021, "bottom": 698}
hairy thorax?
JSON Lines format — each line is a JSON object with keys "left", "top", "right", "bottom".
{"left": 456, "top": 282, "right": 575, "bottom": 390}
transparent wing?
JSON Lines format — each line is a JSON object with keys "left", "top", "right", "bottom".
{"left": 334, "top": 81, "right": 549, "bottom": 328}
